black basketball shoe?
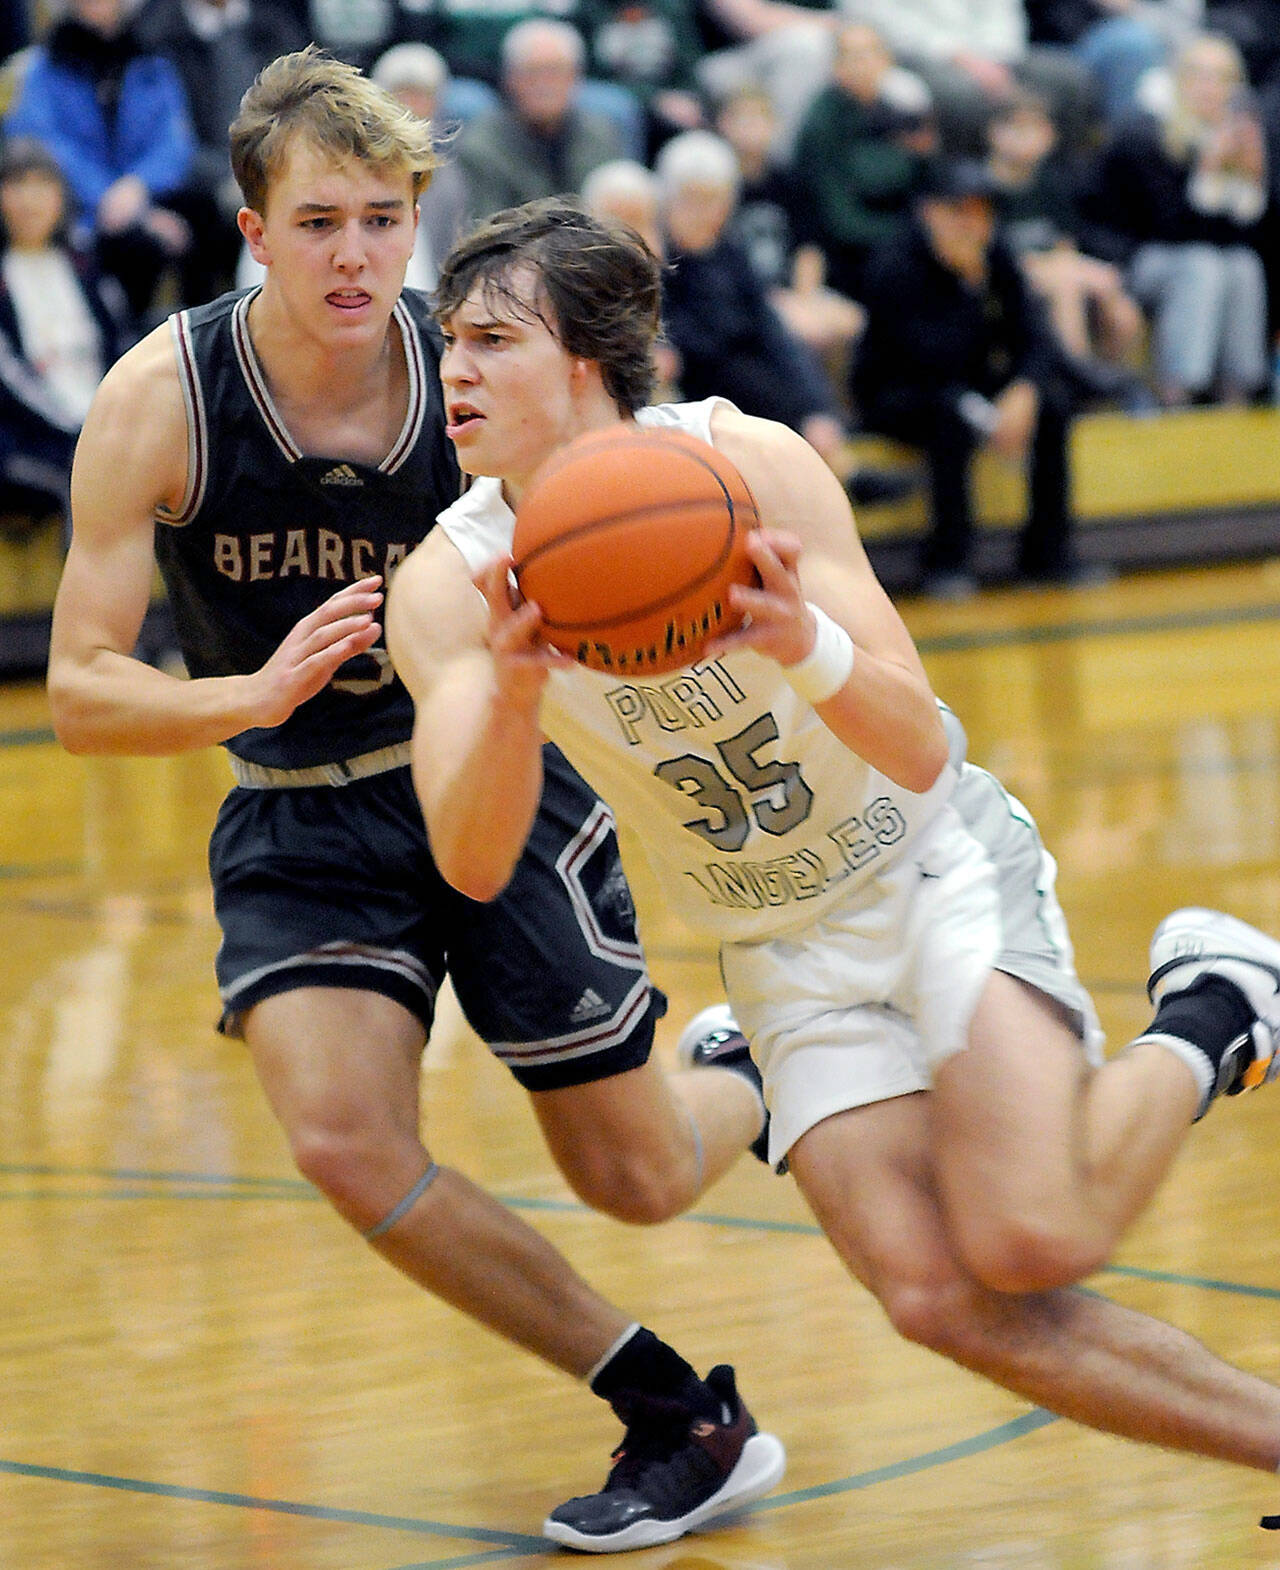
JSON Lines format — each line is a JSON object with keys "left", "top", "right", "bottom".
{"left": 543, "top": 1364, "right": 786, "bottom": 1552}
{"left": 675, "top": 1004, "right": 772, "bottom": 1165}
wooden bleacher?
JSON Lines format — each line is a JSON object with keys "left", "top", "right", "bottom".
{"left": 852, "top": 404, "right": 1280, "bottom": 591}
{"left": 2, "top": 406, "right": 1280, "bottom": 678}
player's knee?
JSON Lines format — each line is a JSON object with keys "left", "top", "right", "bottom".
{"left": 559, "top": 1148, "right": 689, "bottom": 1226}
{"left": 876, "top": 1272, "right": 978, "bottom": 1356}
{"left": 287, "top": 1114, "right": 389, "bottom": 1211}
{"left": 288, "top": 1123, "right": 357, "bottom": 1198}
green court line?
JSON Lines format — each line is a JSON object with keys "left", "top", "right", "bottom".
{"left": 0, "top": 1458, "right": 549, "bottom": 1556}
{"left": 0, "top": 1187, "right": 317, "bottom": 1205}
{"left": 756, "top": 1408, "right": 1059, "bottom": 1508}
{"left": 1106, "top": 1262, "right": 1280, "bottom": 1301}
{"left": 0, "top": 725, "right": 55, "bottom": 747}
{"left": 5, "top": 594, "right": 1280, "bottom": 1563}
{"left": 0, "top": 1413, "right": 1063, "bottom": 1570}
{"left": 0, "top": 861, "right": 79, "bottom": 879}
{"left": 0, "top": 1161, "right": 312, "bottom": 1189}
{"left": 7, "top": 1164, "right": 1280, "bottom": 1565}
{"left": 6, "top": 1163, "right": 1280, "bottom": 1299}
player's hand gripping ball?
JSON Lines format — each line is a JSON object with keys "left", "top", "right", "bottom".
{"left": 512, "top": 425, "right": 760, "bottom": 676}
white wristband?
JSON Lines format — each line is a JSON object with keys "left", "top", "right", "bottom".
{"left": 783, "top": 604, "right": 855, "bottom": 704}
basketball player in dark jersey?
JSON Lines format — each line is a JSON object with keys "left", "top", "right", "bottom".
{"left": 46, "top": 47, "right": 781, "bottom": 1550}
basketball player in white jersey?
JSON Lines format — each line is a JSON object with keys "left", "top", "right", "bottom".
{"left": 388, "top": 194, "right": 1280, "bottom": 1537}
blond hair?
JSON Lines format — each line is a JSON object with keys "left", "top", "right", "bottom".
{"left": 1165, "top": 33, "right": 1246, "bottom": 162}
{"left": 230, "top": 46, "right": 439, "bottom": 214}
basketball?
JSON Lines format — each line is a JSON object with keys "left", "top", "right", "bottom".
{"left": 512, "top": 425, "right": 760, "bottom": 676}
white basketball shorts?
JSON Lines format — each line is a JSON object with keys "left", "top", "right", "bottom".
{"left": 720, "top": 763, "right": 1106, "bottom": 1169}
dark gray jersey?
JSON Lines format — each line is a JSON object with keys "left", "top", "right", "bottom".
{"left": 155, "top": 287, "right": 460, "bottom": 770}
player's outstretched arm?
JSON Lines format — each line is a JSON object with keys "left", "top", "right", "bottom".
{"left": 709, "top": 406, "right": 949, "bottom": 794}
{"left": 48, "top": 330, "right": 384, "bottom": 757}
{"left": 387, "top": 532, "right": 548, "bottom": 902}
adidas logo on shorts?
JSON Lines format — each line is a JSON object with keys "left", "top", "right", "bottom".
{"left": 570, "top": 987, "right": 610, "bottom": 1023}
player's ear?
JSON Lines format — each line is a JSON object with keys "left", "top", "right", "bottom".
{"left": 238, "top": 206, "right": 268, "bottom": 265}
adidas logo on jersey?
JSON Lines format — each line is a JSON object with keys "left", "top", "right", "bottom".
{"left": 320, "top": 464, "right": 363, "bottom": 487}
{"left": 570, "top": 988, "right": 610, "bottom": 1023}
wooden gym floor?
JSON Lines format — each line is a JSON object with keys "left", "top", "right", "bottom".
{"left": 6, "top": 556, "right": 1280, "bottom": 1569}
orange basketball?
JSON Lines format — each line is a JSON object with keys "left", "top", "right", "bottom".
{"left": 512, "top": 425, "right": 760, "bottom": 676}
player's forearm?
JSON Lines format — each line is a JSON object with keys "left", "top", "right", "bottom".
{"left": 817, "top": 654, "right": 950, "bottom": 795}
{"left": 48, "top": 649, "right": 262, "bottom": 757}
{"left": 415, "top": 684, "right": 544, "bottom": 902}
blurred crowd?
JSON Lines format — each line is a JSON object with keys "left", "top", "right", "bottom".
{"left": 2, "top": 0, "right": 1279, "bottom": 592}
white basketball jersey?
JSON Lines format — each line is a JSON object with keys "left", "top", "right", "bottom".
{"left": 437, "top": 400, "right": 963, "bottom": 941}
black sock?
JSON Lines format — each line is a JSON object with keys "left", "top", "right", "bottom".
{"left": 590, "top": 1327, "right": 719, "bottom": 1419}
{"left": 1147, "top": 974, "right": 1255, "bottom": 1071}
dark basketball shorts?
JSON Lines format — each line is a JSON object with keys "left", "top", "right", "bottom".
{"left": 209, "top": 744, "right": 664, "bottom": 1091}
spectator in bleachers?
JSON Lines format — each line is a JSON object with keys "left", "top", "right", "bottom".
{"left": 655, "top": 124, "right": 917, "bottom": 508}
{"left": 455, "top": 18, "right": 628, "bottom": 220}
{"left": 1082, "top": 30, "right": 1270, "bottom": 405}
{"left": 714, "top": 82, "right": 799, "bottom": 281}
{"left": 5, "top": 0, "right": 196, "bottom": 327}
{"left": 1024, "top": 0, "right": 1194, "bottom": 125}
{"left": 0, "top": 1, "right": 31, "bottom": 67}
{"left": 134, "top": 0, "right": 308, "bottom": 306}
{"left": 294, "top": 0, "right": 395, "bottom": 71}
{"left": 1200, "top": 0, "right": 1280, "bottom": 94}
{"left": 1255, "top": 70, "right": 1280, "bottom": 360}
{"left": 852, "top": 158, "right": 1088, "bottom": 595}
{"left": 837, "top": 0, "right": 1100, "bottom": 157}
{"left": 0, "top": 136, "right": 125, "bottom": 527}
{"left": 694, "top": 0, "right": 838, "bottom": 156}
{"left": 369, "top": 43, "right": 468, "bottom": 289}
{"left": 656, "top": 127, "right": 850, "bottom": 465}
{"left": 790, "top": 21, "right": 935, "bottom": 298}
{"left": 580, "top": 156, "right": 681, "bottom": 396}
{"left": 714, "top": 81, "right": 866, "bottom": 385}
{"left": 383, "top": 0, "right": 646, "bottom": 153}
{"left": 588, "top": 0, "right": 708, "bottom": 154}
{"left": 581, "top": 155, "right": 665, "bottom": 251}
{"left": 985, "top": 87, "right": 1145, "bottom": 397}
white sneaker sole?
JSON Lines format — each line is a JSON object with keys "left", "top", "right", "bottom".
{"left": 542, "top": 1430, "right": 787, "bottom": 1553}
{"left": 1150, "top": 907, "right": 1280, "bottom": 1012}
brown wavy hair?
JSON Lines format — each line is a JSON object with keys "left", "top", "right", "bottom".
{"left": 433, "top": 197, "right": 663, "bottom": 415}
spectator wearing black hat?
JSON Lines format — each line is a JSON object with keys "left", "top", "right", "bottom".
{"left": 852, "top": 157, "right": 1094, "bottom": 596}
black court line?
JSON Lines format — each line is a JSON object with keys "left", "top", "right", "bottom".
{"left": 2, "top": 598, "right": 1279, "bottom": 756}
{"left": 914, "top": 598, "right": 1280, "bottom": 657}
